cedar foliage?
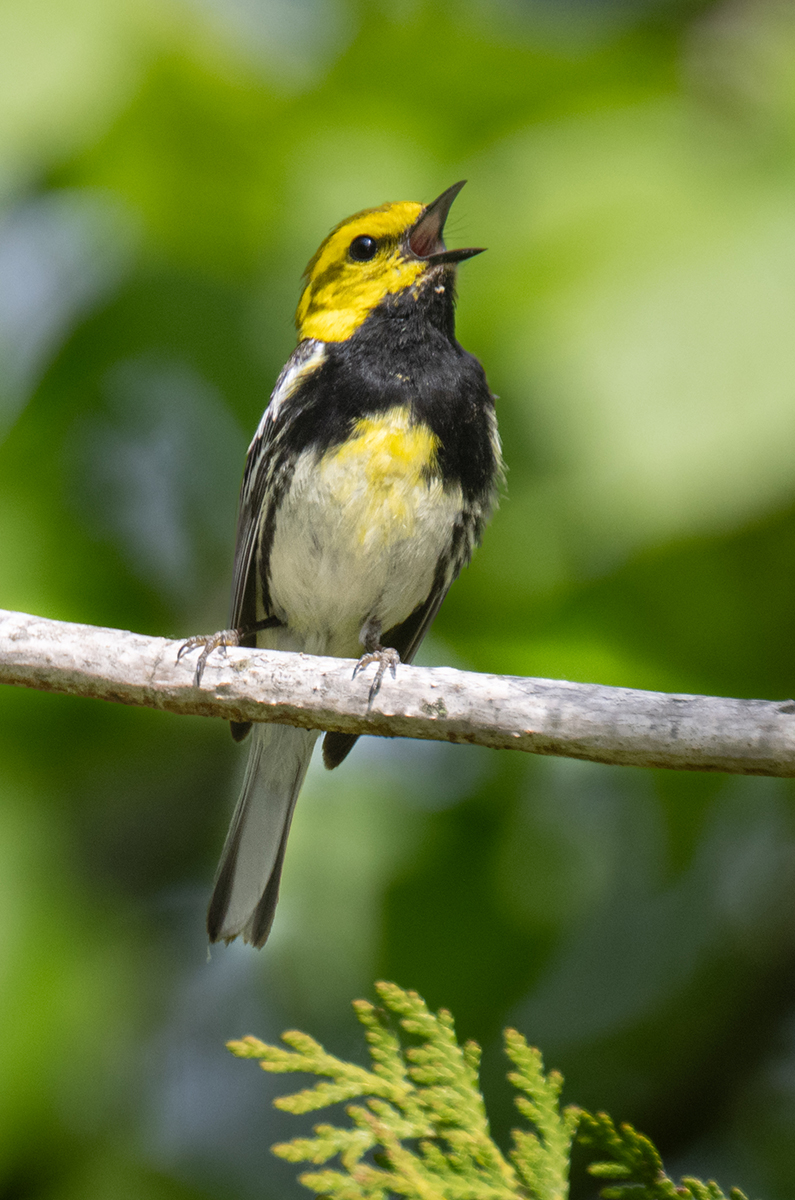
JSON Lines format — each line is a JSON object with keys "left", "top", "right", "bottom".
{"left": 228, "top": 982, "right": 753, "bottom": 1200}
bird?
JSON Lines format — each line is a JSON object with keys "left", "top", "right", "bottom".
{"left": 179, "top": 180, "right": 503, "bottom": 947}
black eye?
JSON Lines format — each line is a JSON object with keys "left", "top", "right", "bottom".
{"left": 348, "top": 235, "right": 378, "bottom": 262}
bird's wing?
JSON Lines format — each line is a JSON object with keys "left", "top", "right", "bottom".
{"left": 229, "top": 339, "right": 328, "bottom": 638}
{"left": 228, "top": 340, "right": 327, "bottom": 743}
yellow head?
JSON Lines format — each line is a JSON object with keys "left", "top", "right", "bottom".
{"left": 295, "top": 182, "right": 483, "bottom": 343}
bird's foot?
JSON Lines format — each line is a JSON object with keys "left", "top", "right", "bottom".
{"left": 353, "top": 646, "right": 400, "bottom": 704}
{"left": 353, "top": 618, "right": 400, "bottom": 704}
{"left": 177, "top": 629, "right": 241, "bottom": 686}
{"left": 178, "top": 616, "right": 283, "bottom": 686}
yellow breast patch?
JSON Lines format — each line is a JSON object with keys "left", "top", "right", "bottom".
{"left": 317, "top": 407, "right": 441, "bottom": 549}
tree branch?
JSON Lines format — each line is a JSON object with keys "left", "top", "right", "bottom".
{"left": 1, "top": 608, "right": 794, "bottom": 776}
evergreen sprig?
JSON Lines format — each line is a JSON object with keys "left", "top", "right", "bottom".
{"left": 228, "top": 981, "right": 576, "bottom": 1200}
{"left": 577, "top": 1111, "right": 750, "bottom": 1200}
{"left": 504, "top": 1030, "right": 579, "bottom": 1200}
{"left": 227, "top": 983, "right": 755, "bottom": 1200}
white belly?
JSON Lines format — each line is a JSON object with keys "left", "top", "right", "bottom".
{"left": 265, "top": 409, "right": 462, "bottom": 657}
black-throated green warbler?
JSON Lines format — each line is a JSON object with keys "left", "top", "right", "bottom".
{"left": 181, "top": 181, "right": 503, "bottom": 946}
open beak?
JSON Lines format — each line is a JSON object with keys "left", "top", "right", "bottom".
{"left": 408, "top": 180, "right": 485, "bottom": 265}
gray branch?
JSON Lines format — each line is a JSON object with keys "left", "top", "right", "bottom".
{"left": 1, "top": 608, "right": 794, "bottom": 776}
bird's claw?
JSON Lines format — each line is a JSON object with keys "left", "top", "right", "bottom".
{"left": 353, "top": 646, "right": 400, "bottom": 705}
{"left": 177, "top": 629, "right": 240, "bottom": 686}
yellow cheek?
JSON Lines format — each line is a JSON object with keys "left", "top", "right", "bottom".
{"left": 298, "top": 256, "right": 425, "bottom": 342}
{"left": 318, "top": 408, "right": 440, "bottom": 547}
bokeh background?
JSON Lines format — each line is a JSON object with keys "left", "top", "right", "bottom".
{"left": 3, "top": 0, "right": 795, "bottom": 1196}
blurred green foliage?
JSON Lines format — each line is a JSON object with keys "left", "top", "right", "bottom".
{"left": 2, "top": 0, "right": 795, "bottom": 1197}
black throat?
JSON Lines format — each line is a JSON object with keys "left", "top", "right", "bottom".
{"left": 278, "top": 269, "right": 498, "bottom": 503}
